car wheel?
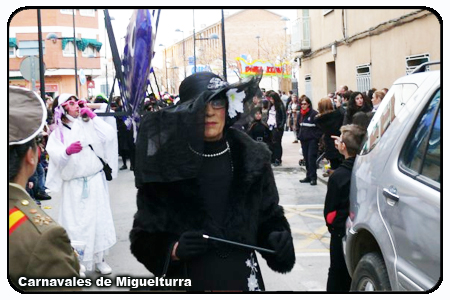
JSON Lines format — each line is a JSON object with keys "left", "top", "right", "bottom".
{"left": 351, "top": 252, "right": 391, "bottom": 291}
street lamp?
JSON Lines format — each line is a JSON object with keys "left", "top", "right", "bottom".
{"left": 281, "top": 16, "right": 290, "bottom": 60}
{"left": 159, "top": 43, "right": 168, "bottom": 93}
{"left": 283, "top": 26, "right": 288, "bottom": 59}
{"left": 255, "top": 35, "right": 260, "bottom": 59}
{"left": 174, "top": 29, "right": 186, "bottom": 79}
{"left": 192, "top": 9, "right": 219, "bottom": 74}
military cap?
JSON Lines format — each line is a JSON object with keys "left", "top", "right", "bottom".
{"left": 9, "top": 86, "right": 47, "bottom": 146}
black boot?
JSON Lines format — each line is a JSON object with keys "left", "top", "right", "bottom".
{"left": 299, "top": 177, "right": 311, "bottom": 183}
{"left": 119, "top": 165, "right": 127, "bottom": 170}
{"left": 310, "top": 179, "right": 317, "bottom": 186}
{"left": 35, "top": 191, "right": 51, "bottom": 200}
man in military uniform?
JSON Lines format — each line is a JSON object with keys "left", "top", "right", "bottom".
{"left": 9, "top": 86, "right": 81, "bottom": 291}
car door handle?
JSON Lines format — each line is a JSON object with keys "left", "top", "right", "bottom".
{"left": 383, "top": 187, "right": 400, "bottom": 204}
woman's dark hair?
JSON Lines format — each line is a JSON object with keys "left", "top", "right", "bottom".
{"left": 347, "top": 92, "right": 372, "bottom": 120}
{"left": 366, "top": 89, "right": 375, "bottom": 101}
{"left": 342, "top": 91, "right": 352, "bottom": 102}
{"left": 9, "top": 139, "right": 37, "bottom": 182}
{"left": 299, "top": 95, "right": 312, "bottom": 107}
{"left": 51, "top": 95, "right": 59, "bottom": 114}
{"left": 266, "top": 90, "right": 284, "bottom": 111}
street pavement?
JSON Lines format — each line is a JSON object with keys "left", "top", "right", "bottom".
{"left": 44, "top": 130, "right": 331, "bottom": 292}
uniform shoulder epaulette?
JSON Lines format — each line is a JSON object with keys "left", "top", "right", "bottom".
{"left": 9, "top": 199, "right": 56, "bottom": 235}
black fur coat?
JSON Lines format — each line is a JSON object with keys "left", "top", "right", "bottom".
{"left": 129, "top": 128, "right": 295, "bottom": 279}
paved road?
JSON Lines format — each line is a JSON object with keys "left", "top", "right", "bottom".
{"left": 44, "top": 131, "right": 331, "bottom": 291}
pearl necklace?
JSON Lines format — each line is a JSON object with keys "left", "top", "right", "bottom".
{"left": 189, "top": 141, "right": 230, "bottom": 158}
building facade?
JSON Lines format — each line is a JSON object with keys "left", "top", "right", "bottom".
{"left": 9, "top": 9, "right": 102, "bottom": 99}
{"left": 291, "top": 9, "right": 441, "bottom": 105}
{"left": 160, "top": 9, "right": 292, "bottom": 94}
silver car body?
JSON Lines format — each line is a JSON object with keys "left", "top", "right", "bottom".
{"left": 344, "top": 70, "right": 441, "bottom": 291}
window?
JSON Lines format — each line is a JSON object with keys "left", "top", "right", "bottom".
{"left": 63, "top": 41, "right": 75, "bottom": 56}
{"left": 361, "top": 83, "right": 418, "bottom": 155}
{"left": 82, "top": 45, "right": 96, "bottom": 57}
{"left": 406, "top": 53, "right": 430, "bottom": 75}
{"left": 80, "top": 9, "right": 95, "bottom": 17}
{"left": 291, "top": 10, "right": 310, "bottom": 52}
{"left": 17, "top": 40, "right": 45, "bottom": 56}
{"left": 60, "top": 9, "right": 74, "bottom": 15}
{"left": 399, "top": 89, "right": 440, "bottom": 186}
{"left": 356, "top": 64, "right": 371, "bottom": 92}
{"left": 9, "top": 47, "right": 16, "bottom": 57}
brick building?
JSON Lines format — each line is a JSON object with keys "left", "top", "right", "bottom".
{"left": 9, "top": 9, "right": 102, "bottom": 99}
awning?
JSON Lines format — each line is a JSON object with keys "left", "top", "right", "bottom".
{"left": 61, "top": 38, "right": 102, "bottom": 52}
{"left": 9, "top": 38, "right": 17, "bottom": 49}
{"left": 79, "top": 38, "right": 102, "bottom": 52}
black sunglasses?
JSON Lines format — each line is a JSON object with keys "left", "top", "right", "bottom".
{"left": 209, "top": 98, "right": 227, "bottom": 109}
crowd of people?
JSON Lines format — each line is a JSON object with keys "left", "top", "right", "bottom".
{"left": 9, "top": 73, "right": 389, "bottom": 292}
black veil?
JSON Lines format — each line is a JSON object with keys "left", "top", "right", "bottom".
{"left": 134, "top": 72, "right": 262, "bottom": 185}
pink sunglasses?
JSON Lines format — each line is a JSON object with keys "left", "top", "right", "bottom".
{"left": 62, "top": 99, "right": 87, "bottom": 108}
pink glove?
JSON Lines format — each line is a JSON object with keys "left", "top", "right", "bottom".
{"left": 66, "top": 141, "right": 82, "bottom": 155}
{"left": 80, "top": 107, "right": 96, "bottom": 119}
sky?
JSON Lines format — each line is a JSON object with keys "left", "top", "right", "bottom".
{"left": 103, "top": 9, "right": 298, "bottom": 69}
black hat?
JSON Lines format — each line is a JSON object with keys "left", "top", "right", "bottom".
{"left": 179, "top": 72, "right": 229, "bottom": 105}
{"left": 178, "top": 71, "right": 263, "bottom": 120}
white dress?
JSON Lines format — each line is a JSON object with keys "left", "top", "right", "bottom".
{"left": 46, "top": 116, "right": 117, "bottom": 270}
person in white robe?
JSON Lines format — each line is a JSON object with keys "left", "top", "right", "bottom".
{"left": 45, "top": 94, "right": 116, "bottom": 274}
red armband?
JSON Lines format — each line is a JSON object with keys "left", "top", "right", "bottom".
{"left": 326, "top": 211, "right": 337, "bottom": 225}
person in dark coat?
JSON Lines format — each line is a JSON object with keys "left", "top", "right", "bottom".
{"left": 296, "top": 96, "right": 322, "bottom": 185}
{"left": 247, "top": 106, "right": 273, "bottom": 149}
{"left": 343, "top": 91, "right": 372, "bottom": 125}
{"left": 315, "top": 98, "right": 344, "bottom": 172}
{"left": 130, "top": 72, "right": 295, "bottom": 291}
{"left": 114, "top": 96, "right": 135, "bottom": 171}
{"left": 265, "top": 90, "right": 286, "bottom": 166}
{"left": 324, "top": 124, "right": 366, "bottom": 292}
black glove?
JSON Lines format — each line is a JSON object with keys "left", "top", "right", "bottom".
{"left": 175, "top": 231, "right": 208, "bottom": 261}
{"left": 267, "top": 231, "right": 294, "bottom": 264}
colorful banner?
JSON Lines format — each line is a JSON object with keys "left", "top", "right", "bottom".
{"left": 236, "top": 57, "right": 292, "bottom": 78}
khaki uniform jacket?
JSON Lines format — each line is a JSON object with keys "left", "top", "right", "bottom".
{"left": 8, "top": 183, "right": 81, "bottom": 292}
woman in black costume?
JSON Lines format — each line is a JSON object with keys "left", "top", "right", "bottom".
{"left": 130, "top": 72, "right": 295, "bottom": 291}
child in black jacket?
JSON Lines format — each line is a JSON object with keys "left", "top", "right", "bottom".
{"left": 324, "top": 124, "right": 366, "bottom": 292}
{"left": 247, "top": 107, "right": 273, "bottom": 149}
